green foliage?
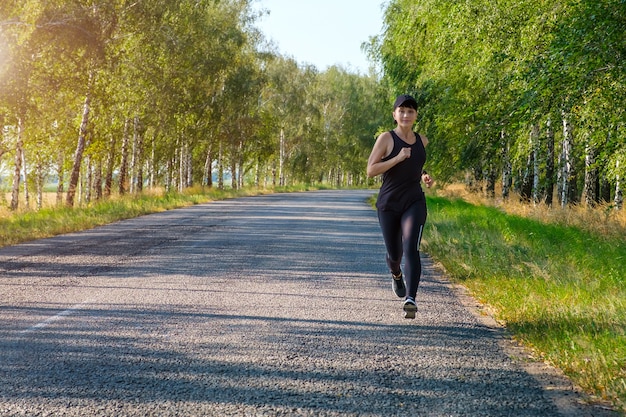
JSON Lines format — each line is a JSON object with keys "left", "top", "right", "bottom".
{"left": 1, "top": 0, "right": 385, "bottom": 210}
{"left": 376, "top": 0, "right": 626, "bottom": 198}
{"left": 424, "top": 195, "right": 626, "bottom": 410}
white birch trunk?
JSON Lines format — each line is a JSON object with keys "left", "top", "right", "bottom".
{"left": 10, "top": 117, "right": 23, "bottom": 211}
{"left": 178, "top": 141, "right": 185, "bottom": 192}
{"left": 85, "top": 156, "right": 92, "bottom": 204}
{"left": 279, "top": 127, "right": 285, "bottom": 187}
{"left": 237, "top": 140, "right": 244, "bottom": 189}
{"left": 255, "top": 160, "right": 260, "bottom": 188}
{"left": 531, "top": 124, "right": 540, "bottom": 204}
{"left": 130, "top": 116, "right": 143, "bottom": 193}
{"left": 615, "top": 159, "right": 623, "bottom": 210}
{"left": 204, "top": 146, "right": 213, "bottom": 187}
{"left": 218, "top": 141, "right": 224, "bottom": 190}
{"left": 185, "top": 144, "right": 193, "bottom": 188}
{"left": 520, "top": 125, "right": 537, "bottom": 202}
{"left": 130, "top": 117, "right": 138, "bottom": 194}
{"left": 544, "top": 118, "right": 555, "bottom": 206}
{"left": 21, "top": 147, "right": 29, "bottom": 208}
{"left": 94, "top": 160, "right": 102, "bottom": 200}
{"left": 150, "top": 135, "right": 156, "bottom": 188}
{"left": 560, "top": 110, "right": 574, "bottom": 207}
{"left": 501, "top": 129, "right": 512, "bottom": 200}
{"left": 104, "top": 133, "right": 115, "bottom": 197}
{"left": 119, "top": 119, "right": 130, "bottom": 195}
{"left": 582, "top": 137, "right": 597, "bottom": 206}
{"left": 36, "top": 161, "right": 44, "bottom": 210}
{"left": 66, "top": 73, "right": 92, "bottom": 207}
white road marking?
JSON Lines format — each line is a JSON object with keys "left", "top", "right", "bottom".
{"left": 19, "top": 300, "right": 93, "bottom": 335}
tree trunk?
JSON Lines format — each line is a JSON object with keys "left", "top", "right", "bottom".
{"left": 485, "top": 162, "right": 497, "bottom": 199}
{"left": 531, "top": 124, "right": 540, "bottom": 204}
{"left": 149, "top": 135, "right": 156, "bottom": 188}
{"left": 36, "top": 161, "right": 44, "bottom": 210}
{"left": 185, "top": 144, "right": 193, "bottom": 188}
{"left": 104, "top": 133, "right": 115, "bottom": 197}
{"left": 130, "top": 121, "right": 137, "bottom": 194}
{"left": 559, "top": 110, "right": 574, "bottom": 207}
{"left": 178, "top": 141, "right": 186, "bottom": 192}
{"left": 520, "top": 125, "right": 537, "bottom": 202}
{"left": 66, "top": 76, "right": 92, "bottom": 207}
{"left": 166, "top": 157, "right": 173, "bottom": 192}
{"left": 10, "top": 117, "right": 24, "bottom": 211}
{"left": 218, "top": 141, "right": 224, "bottom": 190}
{"left": 279, "top": 127, "right": 285, "bottom": 187}
{"left": 119, "top": 119, "right": 130, "bottom": 195}
{"left": 501, "top": 129, "right": 512, "bottom": 200}
{"left": 615, "top": 159, "right": 623, "bottom": 210}
{"left": 85, "top": 156, "right": 92, "bottom": 204}
{"left": 130, "top": 116, "right": 143, "bottom": 193}
{"left": 255, "top": 159, "right": 260, "bottom": 188}
{"left": 230, "top": 156, "right": 237, "bottom": 190}
{"left": 135, "top": 117, "right": 144, "bottom": 192}
{"left": 94, "top": 159, "right": 102, "bottom": 200}
{"left": 204, "top": 146, "right": 213, "bottom": 187}
{"left": 544, "top": 118, "right": 555, "bottom": 206}
{"left": 21, "top": 147, "right": 29, "bottom": 209}
{"left": 272, "top": 162, "right": 277, "bottom": 187}
{"left": 237, "top": 139, "right": 244, "bottom": 189}
{"left": 600, "top": 130, "right": 612, "bottom": 203}
{"left": 582, "top": 136, "right": 598, "bottom": 207}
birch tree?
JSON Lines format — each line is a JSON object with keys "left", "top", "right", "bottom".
{"left": 9, "top": 118, "right": 23, "bottom": 210}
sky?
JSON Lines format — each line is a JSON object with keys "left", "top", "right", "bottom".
{"left": 253, "top": 0, "right": 387, "bottom": 74}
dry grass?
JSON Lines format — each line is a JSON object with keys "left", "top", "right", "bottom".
{"left": 1, "top": 191, "right": 64, "bottom": 217}
{"left": 438, "top": 183, "right": 626, "bottom": 241}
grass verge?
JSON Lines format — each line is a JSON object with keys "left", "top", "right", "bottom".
{"left": 0, "top": 184, "right": 325, "bottom": 249}
{"left": 422, "top": 195, "right": 626, "bottom": 412}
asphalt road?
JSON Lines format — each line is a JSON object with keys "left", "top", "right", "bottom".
{"left": 0, "top": 190, "right": 618, "bottom": 416}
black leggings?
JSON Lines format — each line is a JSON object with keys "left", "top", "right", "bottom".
{"left": 377, "top": 198, "right": 427, "bottom": 299}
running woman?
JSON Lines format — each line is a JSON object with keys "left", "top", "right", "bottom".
{"left": 366, "top": 94, "right": 433, "bottom": 319}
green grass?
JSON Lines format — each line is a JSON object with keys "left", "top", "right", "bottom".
{"left": 423, "top": 195, "right": 626, "bottom": 412}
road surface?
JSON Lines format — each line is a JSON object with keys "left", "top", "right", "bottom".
{"left": 0, "top": 190, "right": 617, "bottom": 416}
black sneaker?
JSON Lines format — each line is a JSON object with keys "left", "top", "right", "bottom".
{"left": 392, "top": 272, "right": 406, "bottom": 298}
{"left": 403, "top": 298, "right": 417, "bottom": 319}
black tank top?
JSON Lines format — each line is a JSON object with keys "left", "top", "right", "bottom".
{"left": 376, "top": 130, "right": 427, "bottom": 212}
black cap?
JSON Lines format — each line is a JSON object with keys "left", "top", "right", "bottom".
{"left": 393, "top": 94, "right": 417, "bottom": 110}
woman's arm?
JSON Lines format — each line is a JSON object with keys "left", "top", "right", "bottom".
{"left": 419, "top": 134, "right": 433, "bottom": 187}
{"left": 367, "top": 132, "right": 411, "bottom": 178}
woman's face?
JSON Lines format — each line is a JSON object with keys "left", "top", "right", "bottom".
{"left": 393, "top": 106, "right": 417, "bottom": 128}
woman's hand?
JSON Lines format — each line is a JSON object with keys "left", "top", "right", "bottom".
{"left": 422, "top": 172, "right": 433, "bottom": 188}
{"left": 397, "top": 147, "right": 411, "bottom": 161}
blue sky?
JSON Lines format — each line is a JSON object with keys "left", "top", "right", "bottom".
{"left": 253, "top": 0, "right": 386, "bottom": 74}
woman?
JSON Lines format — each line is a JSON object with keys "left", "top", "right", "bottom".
{"left": 367, "top": 94, "right": 433, "bottom": 319}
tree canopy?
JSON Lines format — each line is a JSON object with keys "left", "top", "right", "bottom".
{"left": 373, "top": 0, "right": 625, "bottom": 207}
{"left": 0, "top": 0, "right": 385, "bottom": 210}
{"left": 1, "top": 0, "right": 624, "bottom": 211}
